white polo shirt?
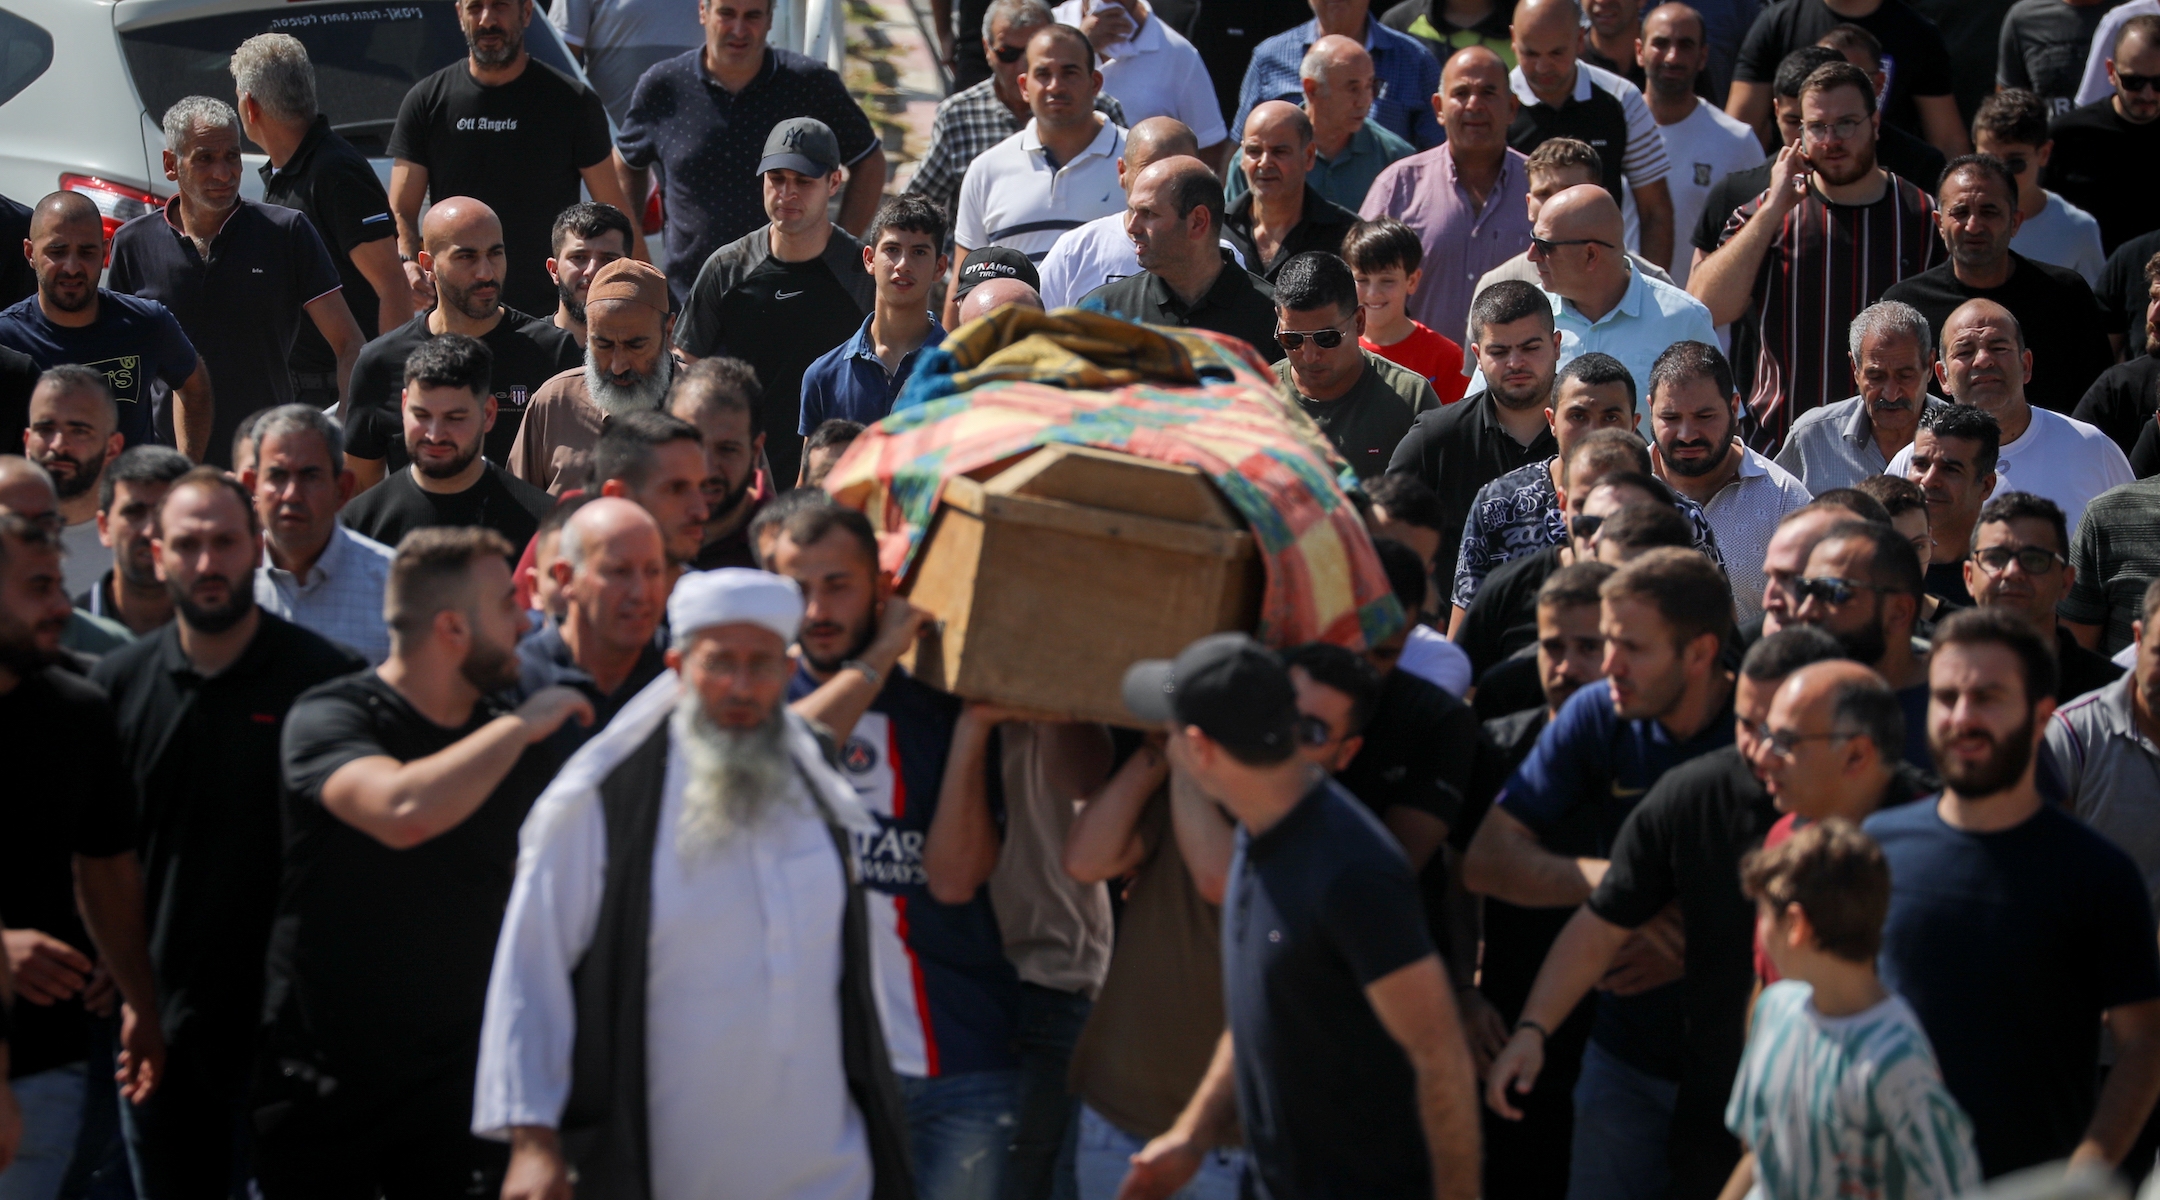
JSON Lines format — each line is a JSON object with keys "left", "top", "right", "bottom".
{"left": 1052, "top": 1, "right": 1227, "bottom": 147}
{"left": 1036, "top": 210, "right": 1250, "bottom": 308}
{"left": 955, "top": 117, "right": 1128, "bottom": 263}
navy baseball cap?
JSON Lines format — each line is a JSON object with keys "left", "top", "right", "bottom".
{"left": 954, "top": 246, "right": 1040, "bottom": 298}
{"left": 1122, "top": 632, "right": 1299, "bottom": 764}
{"left": 758, "top": 117, "right": 842, "bottom": 177}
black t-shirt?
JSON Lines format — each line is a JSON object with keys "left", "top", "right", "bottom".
{"left": 2072, "top": 352, "right": 2160, "bottom": 457}
{"left": 1879, "top": 254, "right": 2115, "bottom": 414}
{"left": 1336, "top": 666, "right": 1479, "bottom": 832}
{"left": 344, "top": 307, "right": 583, "bottom": 470}
{"left": 1224, "top": 780, "right": 1437, "bottom": 1198}
{"left": 2046, "top": 98, "right": 2160, "bottom": 254}
{"left": 682, "top": 253, "right": 864, "bottom": 489}
{"left": 89, "top": 615, "right": 364, "bottom": 1046}
{"left": 2132, "top": 417, "right": 2160, "bottom": 476}
{"left": 1460, "top": 545, "right": 1562, "bottom": 680}
{"left": 2057, "top": 623, "right": 2126, "bottom": 701}
{"left": 0, "top": 192, "right": 34, "bottom": 309}
{"left": 1925, "top": 558, "right": 1974, "bottom": 606}
{"left": 341, "top": 461, "right": 553, "bottom": 558}
{"left": 2096, "top": 228, "right": 2160, "bottom": 357}
{"left": 1079, "top": 258, "right": 1286, "bottom": 367}
{"left": 1998, "top": 0, "right": 2111, "bottom": 115}
{"left": 1734, "top": 0, "right": 1956, "bottom": 139}
{"left": 271, "top": 672, "right": 559, "bottom": 1097}
{"left": 388, "top": 60, "right": 614, "bottom": 316}
{"left": 0, "top": 666, "right": 136, "bottom": 1078}
{"left": 261, "top": 116, "right": 397, "bottom": 375}
{"left": 1281, "top": 355, "right": 1419, "bottom": 479}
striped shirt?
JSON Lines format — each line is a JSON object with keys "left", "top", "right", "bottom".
{"left": 2060, "top": 477, "right": 2160, "bottom": 653}
{"left": 1507, "top": 62, "right": 1671, "bottom": 200}
{"left": 1726, "top": 981, "right": 1982, "bottom": 1200}
{"left": 1719, "top": 175, "right": 1942, "bottom": 457}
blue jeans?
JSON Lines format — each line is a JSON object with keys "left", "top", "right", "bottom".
{"left": 1072, "top": 1104, "right": 1243, "bottom": 1200}
{"left": 1567, "top": 1041, "right": 1678, "bottom": 1200}
{"left": 0, "top": 1062, "right": 88, "bottom": 1200}
{"left": 1003, "top": 984, "right": 1092, "bottom": 1200}
{"left": 900, "top": 1070, "right": 1023, "bottom": 1200}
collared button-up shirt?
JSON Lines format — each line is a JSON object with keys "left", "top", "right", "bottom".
{"left": 1227, "top": 119, "right": 1417, "bottom": 213}
{"left": 955, "top": 118, "right": 1128, "bottom": 265}
{"left": 2044, "top": 674, "right": 2160, "bottom": 916}
{"left": 1360, "top": 147, "right": 1535, "bottom": 350}
{"left": 1693, "top": 444, "right": 1814, "bottom": 623}
{"left": 798, "top": 313, "right": 948, "bottom": 433}
{"left": 1036, "top": 214, "right": 1249, "bottom": 309}
{"left": 1466, "top": 265, "right": 1719, "bottom": 414}
{"left": 1453, "top": 455, "right": 1725, "bottom": 609}
{"left": 1221, "top": 185, "right": 1360, "bottom": 282}
{"left": 1079, "top": 258, "right": 1285, "bottom": 363}
{"left": 1773, "top": 394, "right": 1948, "bottom": 494}
{"left": 254, "top": 524, "right": 395, "bottom": 665}
{"left": 906, "top": 81, "right": 1126, "bottom": 239}
{"left": 1234, "top": 15, "right": 1444, "bottom": 149}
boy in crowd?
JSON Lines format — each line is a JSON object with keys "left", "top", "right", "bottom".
{"left": 1726, "top": 820, "right": 1982, "bottom": 1200}
{"left": 1345, "top": 217, "right": 1468, "bottom": 403}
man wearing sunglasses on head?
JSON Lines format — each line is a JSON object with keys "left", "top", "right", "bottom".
{"left": 1268, "top": 251, "right": 1439, "bottom": 478}
{"left": 2048, "top": 15, "right": 2160, "bottom": 256}
{"left": 1788, "top": 519, "right": 1936, "bottom": 772}
{"left": 1964, "top": 491, "right": 2123, "bottom": 702}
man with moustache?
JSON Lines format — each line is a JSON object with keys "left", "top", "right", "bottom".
{"left": 90, "top": 468, "right": 363, "bottom": 1195}
{"left": 343, "top": 197, "right": 583, "bottom": 488}
{"left": 244, "top": 405, "right": 395, "bottom": 665}
{"left": 22, "top": 366, "right": 124, "bottom": 598}
{"left": 341, "top": 336, "right": 554, "bottom": 554}
{"left": 1964, "top": 492, "right": 2122, "bottom": 702}
{"left": 262, "top": 527, "right": 591, "bottom": 1197}
{"left": 0, "top": 191, "right": 208, "bottom": 452}
{"left": 670, "top": 358, "right": 768, "bottom": 571}
{"left": 79, "top": 444, "right": 191, "bottom": 635}
{"left": 516, "top": 497, "right": 668, "bottom": 756}
{"left": 475, "top": 568, "right": 914, "bottom": 1200}
{"left": 1775, "top": 301, "right": 1945, "bottom": 493}
{"left": 545, "top": 203, "right": 632, "bottom": 349}
{"left": 1868, "top": 608, "right": 2160, "bottom": 1178}
{"left": 513, "top": 259, "right": 677, "bottom": 495}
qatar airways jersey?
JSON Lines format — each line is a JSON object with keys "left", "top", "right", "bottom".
{"left": 788, "top": 666, "right": 1020, "bottom": 1077}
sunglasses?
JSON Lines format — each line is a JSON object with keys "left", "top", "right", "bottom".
{"left": 994, "top": 44, "right": 1026, "bottom": 62}
{"left": 1793, "top": 575, "right": 1894, "bottom": 606}
{"left": 1274, "top": 326, "right": 1350, "bottom": 351}
{"left": 2120, "top": 72, "right": 2160, "bottom": 93}
{"left": 1570, "top": 513, "right": 1605, "bottom": 540}
{"left": 1741, "top": 720, "right": 1858, "bottom": 760}
{"left": 1529, "top": 235, "right": 1614, "bottom": 256}
{"left": 1972, "top": 544, "right": 2065, "bottom": 576}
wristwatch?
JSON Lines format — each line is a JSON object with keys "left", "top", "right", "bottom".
{"left": 842, "top": 659, "right": 880, "bottom": 687}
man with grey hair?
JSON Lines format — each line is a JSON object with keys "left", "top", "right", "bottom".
{"left": 1036, "top": 116, "right": 1231, "bottom": 308}
{"left": 475, "top": 567, "right": 913, "bottom": 1200}
{"left": 109, "top": 96, "right": 365, "bottom": 468}
{"left": 242, "top": 403, "right": 396, "bottom": 663}
{"left": 1221, "top": 101, "right": 1360, "bottom": 282}
{"left": 905, "top": 0, "right": 1127, "bottom": 233}
{"left": 1774, "top": 299, "right": 1946, "bottom": 493}
{"left": 1277, "top": 33, "right": 1415, "bottom": 211}
{"left": 234, "top": 34, "right": 413, "bottom": 411}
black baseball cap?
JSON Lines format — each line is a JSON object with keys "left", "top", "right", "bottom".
{"left": 758, "top": 117, "right": 842, "bottom": 177}
{"left": 954, "top": 246, "right": 1040, "bottom": 298}
{"left": 1122, "top": 633, "right": 1299, "bottom": 764}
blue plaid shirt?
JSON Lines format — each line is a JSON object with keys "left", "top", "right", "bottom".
{"left": 1233, "top": 16, "right": 1443, "bottom": 150}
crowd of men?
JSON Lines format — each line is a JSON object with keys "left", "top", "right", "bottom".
{"left": 10, "top": 0, "right": 2160, "bottom": 1197}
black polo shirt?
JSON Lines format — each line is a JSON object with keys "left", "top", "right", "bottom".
{"left": 1509, "top": 83, "right": 1633, "bottom": 203}
{"left": 1879, "top": 253, "right": 2115, "bottom": 415}
{"left": 2097, "top": 228, "right": 2160, "bottom": 357}
{"left": 2058, "top": 624, "right": 2125, "bottom": 701}
{"left": 618, "top": 47, "right": 882, "bottom": 307}
{"left": 261, "top": 116, "right": 397, "bottom": 379}
{"left": 1274, "top": 352, "right": 1420, "bottom": 478}
{"left": 1079, "top": 257, "right": 1285, "bottom": 364}
{"left": 90, "top": 614, "right": 364, "bottom": 1046}
{"left": 107, "top": 197, "right": 343, "bottom": 468}
{"left": 344, "top": 307, "right": 583, "bottom": 470}
{"left": 1387, "top": 390, "right": 1558, "bottom": 607}
{"left": 1221, "top": 185, "right": 1359, "bottom": 282}
{"left": 341, "top": 461, "right": 553, "bottom": 558}
{"left": 1459, "top": 544, "right": 1562, "bottom": 679}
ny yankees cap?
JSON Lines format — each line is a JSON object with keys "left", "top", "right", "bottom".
{"left": 1122, "top": 632, "right": 1299, "bottom": 764}
{"left": 758, "top": 117, "right": 842, "bottom": 177}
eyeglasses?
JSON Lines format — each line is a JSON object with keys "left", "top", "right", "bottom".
{"left": 2119, "top": 72, "right": 2160, "bottom": 93}
{"left": 1529, "top": 235, "right": 1614, "bottom": 256}
{"left": 1570, "top": 513, "right": 1605, "bottom": 540}
{"left": 1801, "top": 117, "right": 1868, "bottom": 142}
{"left": 1793, "top": 575, "right": 1895, "bottom": 606}
{"left": 994, "top": 43, "right": 1026, "bottom": 62}
{"left": 1972, "top": 544, "right": 2066, "bottom": 576}
{"left": 1742, "top": 720, "right": 1859, "bottom": 760}
{"left": 1274, "top": 325, "right": 1350, "bottom": 351}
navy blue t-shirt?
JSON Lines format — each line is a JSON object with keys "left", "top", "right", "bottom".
{"left": 1224, "top": 778, "right": 1437, "bottom": 1199}
{"left": 786, "top": 665, "right": 1018, "bottom": 1077}
{"left": 1496, "top": 678, "right": 1736, "bottom": 1081}
{"left": 1867, "top": 798, "right": 2160, "bottom": 1177}
{"left": 0, "top": 290, "right": 197, "bottom": 447}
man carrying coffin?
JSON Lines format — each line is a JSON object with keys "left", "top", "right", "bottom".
{"left": 473, "top": 567, "right": 914, "bottom": 1200}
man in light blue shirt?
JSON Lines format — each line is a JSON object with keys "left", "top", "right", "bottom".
{"left": 1233, "top": 0, "right": 1444, "bottom": 149}
{"left": 1226, "top": 35, "right": 1416, "bottom": 211}
{"left": 243, "top": 404, "right": 393, "bottom": 664}
{"left": 1467, "top": 184, "right": 1715, "bottom": 412}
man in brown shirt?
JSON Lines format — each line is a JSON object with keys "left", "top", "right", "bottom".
{"left": 508, "top": 258, "right": 673, "bottom": 493}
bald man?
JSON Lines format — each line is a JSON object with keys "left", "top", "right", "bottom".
{"left": 1466, "top": 185, "right": 1716, "bottom": 412}
{"left": 1039, "top": 117, "right": 1253, "bottom": 307}
{"left": 1263, "top": 34, "right": 1415, "bottom": 212}
{"left": 0, "top": 191, "right": 208, "bottom": 454}
{"left": 340, "top": 196, "right": 582, "bottom": 490}
{"left": 516, "top": 495, "right": 668, "bottom": 752}
{"left": 1224, "top": 101, "right": 1360, "bottom": 282}
{"left": 0, "top": 454, "right": 134, "bottom": 656}
{"left": 1232, "top": 0, "right": 1445, "bottom": 148}
{"left": 1360, "top": 46, "right": 1532, "bottom": 346}
{"left": 1507, "top": 0, "right": 1676, "bottom": 268}
{"left": 957, "top": 277, "right": 1045, "bottom": 324}
{"left": 1079, "top": 156, "right": 1285, "bottom": 362}
{"left": 1885, "top": 299, "right": 2130, "bottom": 536}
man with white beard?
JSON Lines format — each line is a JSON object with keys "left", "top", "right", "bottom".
{"left": 476, "top": 567, "right": 914, "bottom": 1200}
{"left": 508, "top": 257, "right": 677, "bottom": 494}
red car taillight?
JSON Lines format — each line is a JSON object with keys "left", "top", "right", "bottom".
{"left": 59, "top": 173, "right": 158, "bottom": 256}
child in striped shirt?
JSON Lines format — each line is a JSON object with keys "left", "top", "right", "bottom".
{"left": 1724, "top": 819, "right": 1981, "bottom": 1200}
